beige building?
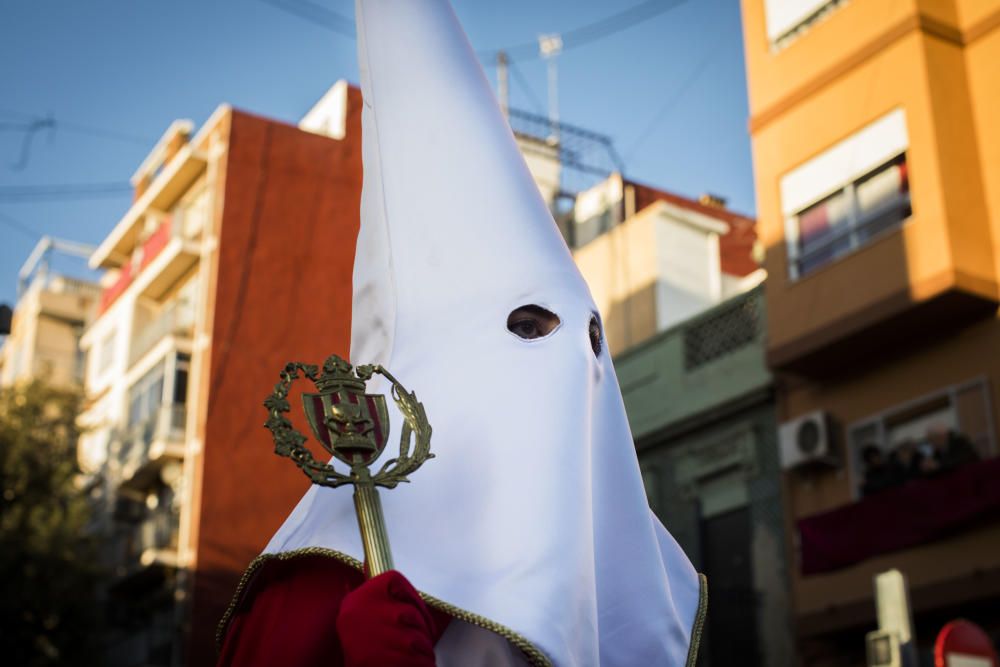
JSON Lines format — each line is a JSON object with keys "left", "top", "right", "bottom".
{"left": 571, "top": 173, "right": 762, "bottom": 355}
{"left": 0, "top": 237, "right": 99, "bottom": 389}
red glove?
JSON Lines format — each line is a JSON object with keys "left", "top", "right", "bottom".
{"left": 337, "top": 570, "right": 441, "bottom": 667}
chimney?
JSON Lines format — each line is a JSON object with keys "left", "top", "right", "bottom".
{"left": 699, "top": 192, "right": 727, "bottom": 209}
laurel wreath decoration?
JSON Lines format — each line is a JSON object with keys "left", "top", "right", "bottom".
{"left": 263, "top": 356, "right": 433, "bottom": 489}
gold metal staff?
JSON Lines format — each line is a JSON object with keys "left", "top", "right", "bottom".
{"left": 263, "top": 355, "right": 433, "bottom": 577}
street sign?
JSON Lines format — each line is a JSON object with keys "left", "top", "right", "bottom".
{"left": 935, "top": 620, "right": 998, "bottom": 667}
{"left": 867, "top": 629, "right": 902, "bottom": 667}
{"left": 874, "top": 569, "right": 918, "bottom": 666}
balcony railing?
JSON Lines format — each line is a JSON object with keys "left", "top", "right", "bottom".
{"left": 797, "top": 456, "right": 1000, "bottom": 574}
{"left": 99, "top": 218, "right": 172, "bottom": 314}
{"left": 683, "top": 290, "right": 763, "bottom": 371}
{"left": 617, "top": 286, "right": 769, "bottom": 441}
{"left": 98, "top": 210, "right": 200, "bottom": 315}
{"left": 121, "top": 505, "right": 180, "bottom": 566}
{"left": 129, "top": 301, "right": 194, "bottom": 366}
{"left": 119, "top": 404, "right": 186, "bottom": 476}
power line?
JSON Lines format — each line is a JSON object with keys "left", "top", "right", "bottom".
{"left": 507, "top": 58, "right": 545, "bottom": 115}
{"left": 0, "top": 210, "right": 40, "bottom": 241}
{"left": 0, "top": 117, "right": 53, "bottom": 170}
{"left": 0, "top": 182, "right": 133, "bottom": 202}
{"left": 480, "top": 0, "right": 693, "bottom": 62}
{"left": 0, "top": 107, "right": 153, "bottom": 170}
{"left": 257, "top": 0, "right": 691, "bottom": 64}
{"left": 54, "top": 120, "right": 152, "bottom": 146}
{"left": 622, "top": 34, "right": 724, "bottom": 165}
{"left": 0, "top": 107, "right": 152, "bottom": 145}
{"left": 258, "top": 0, "right": 355, "bottom": 38}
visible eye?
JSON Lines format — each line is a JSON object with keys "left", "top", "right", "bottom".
{"left": 589, "top": 315, "right": 602, "bottom": 357}
{"left": 507, "top": 305, "right": 560, "bottom": 340}
{"left": 510, "top": 318, "right": 541, "bottom": 338}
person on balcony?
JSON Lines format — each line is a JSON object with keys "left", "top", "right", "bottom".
{"left": 925, "top": 423, "right": 980, "bottom": 473}
{"left": 861, "top": 444, "right": 896, "bottom": 496}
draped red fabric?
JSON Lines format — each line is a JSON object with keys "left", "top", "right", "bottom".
{"left": 217, "top": 556, "right": 450, "bottom": 666}
{"left": 798, "top": 457, "right": 1000, "bottom": 574}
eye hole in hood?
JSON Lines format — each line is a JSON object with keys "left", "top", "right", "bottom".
{"left": 589, "top": 315, "right": 603, "bottom": 358}
{"left": 507, "top": 305, "right": 560, "bottom": 341}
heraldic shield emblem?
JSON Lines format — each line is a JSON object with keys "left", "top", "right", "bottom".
{"left": 263, "top": 354, "right": 433, "bottom": 490}
{"left": 301, "top": 360, "right": 390, "bottom": 467}
{"left": 262, "top": 354, "right": 434, "bottom": 577}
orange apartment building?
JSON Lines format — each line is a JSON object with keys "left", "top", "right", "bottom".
{"left": 741, "top": 0, "right": 1000, "bottom": 664}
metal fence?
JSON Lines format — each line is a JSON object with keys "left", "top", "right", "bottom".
{"left": 683, "top": 289, "right": 763, "bottom": 371}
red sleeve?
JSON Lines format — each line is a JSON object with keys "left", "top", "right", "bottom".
{"left": 217, "top": 555, "right": 451, "bottom": 667}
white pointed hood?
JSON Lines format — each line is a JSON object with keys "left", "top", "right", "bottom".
{"left": 266, "top": 1, "right": 704, "bottom": 665}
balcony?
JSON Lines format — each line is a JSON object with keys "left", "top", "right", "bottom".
{"left": 91, "top": 142, "right": 206, "bottom": 271}
{"left": 616, "top": 287, "right": 769, "bottom": 442}
{"left": 108, "top": 491, "right": 180, "bottom": 603}
{"left": 134, "top": 211, "right": 200, "bottom": 302}
{"left": 117, "top": 503, "right": 180, "bottom": 570}
{"left": 766, "top": 132, "right": 997, "bottom": 377}
{"left": 98, "top": 216, "right": 199, "bottom": 315}
{"left": 119, "top": 404, "right": 186, "bottom": 490}
{"left": 129, "top": 301, "right": 194, "bottom": 368}
{"left": 797, "top": 457, "right": 1000, "bottom": 575}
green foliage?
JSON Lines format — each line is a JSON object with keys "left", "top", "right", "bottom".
{"left": 0, "top": 381, "right": 104, "bottom": 666}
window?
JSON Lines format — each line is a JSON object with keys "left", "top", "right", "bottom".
{"left": 572, "top": 176, "right": 624, "bottom": 248}
{"left": 73, "top": 326, "right": 86, "bottom": 383}
{"left": 781, "top": 109, "right": 910, "bottom": 279}
{"left": 765, "top": 0, "right": 848, "bottom": 49}
{"left": 172, "top": 353, "right": 190, "bottom": 406}
{"left": 127, "top": 362, "right": 166, "bottom": 429}
{"left": 97, "top": 329, "right": 116, "bottom": 374}
{"left": 792, "top": 155, "right": 910, "bottom": 276}
{"left": 847, "top": 378, "right": 994, "bottom": 498}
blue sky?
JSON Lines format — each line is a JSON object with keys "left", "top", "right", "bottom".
{"left": 0, "top": 0, "right": 754, "bottom": 307}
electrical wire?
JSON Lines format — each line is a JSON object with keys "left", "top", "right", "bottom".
{"left": 0, "top": 107, "right": 152, "bottom": 145}
{"left": 0, "top": 182, "right": 133, "bottom": 202}
{"left": 507, "top": 58, "right": 545, "bottom": 115}
{"left": 0, "top": 107, "right": 153, "bottom": 170}
{"left": 479, "top": 0, "right": 694, "bottom": 62}
{"left": 258, "top": 0, "right": 355, "bottom": 38}
{"left": 0, "top": 210, "right": 40, "bottom": 241}
{"left": 622, "top": 33, "right": 724, "bottom": 165}
{"left": 258, "top": 0, "right": 692, "bottom": 63}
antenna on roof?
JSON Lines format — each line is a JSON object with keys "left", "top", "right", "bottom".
{"left": 497, "top": 51, "right": 510, "bottom": 118}
{"left": 538, "top": 33, "right": 563, "bottom": 144}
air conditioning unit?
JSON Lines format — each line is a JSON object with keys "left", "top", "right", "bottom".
{"left": 779, "top": 410, "right": 837, "bottom": 470}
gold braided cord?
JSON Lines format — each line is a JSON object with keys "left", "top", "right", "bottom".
{"left": 685, "top": 573, "right": 709, "bottom": 667}
{"left": 215, "top": 547, "right": 363, "bottom": 650}
{"left": 218, "top": 547, "right": 706, "bottom": 667}
{"left": 215, "top": 547, "right": 552, "bottom": 667}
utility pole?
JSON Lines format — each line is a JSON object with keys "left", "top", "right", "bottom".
{"left": 497, "top": 50, "right": 509, "bottom": 118}
{"left": 538, "top": 33, "right": 562, "bottom": 144}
